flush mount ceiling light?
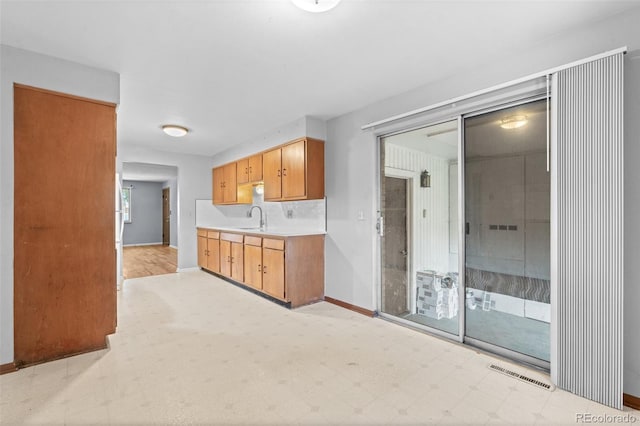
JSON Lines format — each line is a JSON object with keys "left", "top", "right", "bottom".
{"left": 162, "top": 125, "right": 189, "bottom": 137}
{"left": 291, "top": 0, "right": 342, "bottom": 13}
{"left": 500, "top": 115, "right": 528, "bottom": 130}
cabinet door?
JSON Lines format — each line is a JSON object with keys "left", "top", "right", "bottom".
{"left": 236, "top": 159, "right": 249, "bottom": 185}
{"left": 281, "top": 140, "right": 306, "bottom": 199}
{"left": 212, "top": 167, "right": 225, "bottom": 204}
{"left": 263, "top": 247, "right": 285, "bottom": 299}
{"left": 263, "top": 148, "right": 282, "bottom": 201}
{"left": 248, "top": 154, "right": 263, "bottom": 182}
{"left": 197, "top": 236, "right": 208, "bottom": 268}
{"left": 223, "top": 163, "right": 237, "bottom": 203}
{"left": 207, "top": 238, "right": 220, "bottom": 273}
{"left": 244, "top": 244, "right": 262, "bottom": 289}
{"left": 219, "top": 240, "right": 232, "bottom": 277}
{"left": 231, "top": 242, "right": 244, "bottom": 281}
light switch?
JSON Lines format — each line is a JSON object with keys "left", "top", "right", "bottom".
{"left": 287, "top": 209, "right": 293, "bottom": 218}
{"left": 357, "top": 211, "right": 365, "bottom": 221}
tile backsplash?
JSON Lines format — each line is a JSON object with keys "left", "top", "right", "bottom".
{"left": 196, "top": 187, "right": 326, "bottom": 233}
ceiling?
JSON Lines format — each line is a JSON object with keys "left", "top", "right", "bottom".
{"left": 2, "top": 1, "right": 638, "bottom": 158}
{"left": 122, "top": 162, "right": 177, "bottom": 182}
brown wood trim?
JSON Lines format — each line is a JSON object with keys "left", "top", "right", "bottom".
{"left": 13, "top": 83, "right": 117, "bottom": 108}
{"left": 624, "top": 393, "right": 640, "bottom": 410}
{"left": 263, "top": 238, "right": 285, "bottom": 251}
{"left": 324, "top": 296, "right": 375, "bottom": 318}
{"left": 0, "top": 362, "right": 17, "bottom": 375}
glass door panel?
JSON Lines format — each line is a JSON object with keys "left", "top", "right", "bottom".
{"left": 464, "top": 99, "right": 550, "bottom": 361}
{"left": 380, "top": 120, "right": 460, "bottom": 336}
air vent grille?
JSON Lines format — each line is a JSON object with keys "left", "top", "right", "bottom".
{"left": 488, "top": 364, "right": 554, "bottom": 391}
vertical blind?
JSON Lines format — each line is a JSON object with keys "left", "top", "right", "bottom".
{"left": 556, "top": 53, "right": 624, "bottom": 409}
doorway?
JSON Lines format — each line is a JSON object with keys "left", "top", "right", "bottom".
{"left": 378, "top": 99, "right": 550, "bottom": 366}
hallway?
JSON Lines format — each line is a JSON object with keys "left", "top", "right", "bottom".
{"left": 122, "top": 245, "right": 177, "bottom": 279}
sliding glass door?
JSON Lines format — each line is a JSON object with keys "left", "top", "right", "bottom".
{"left": 463, "top": 99, "right": 550, "bottom": 363}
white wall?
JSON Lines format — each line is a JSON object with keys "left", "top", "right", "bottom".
{"left": 325, "top": 10, "right": 640, "bottom": 395}
{"left": 0, "top": 45, "right": 120, "bottom": 365}
{"left": 163, "top": 178, "right": 179, "bottom": 247}
{"left": 117, "top": 144, "right": 212, "bottom": 271}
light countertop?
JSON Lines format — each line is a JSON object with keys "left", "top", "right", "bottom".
{"left": 198, "top": 226, "right": 326, "bottom": 237}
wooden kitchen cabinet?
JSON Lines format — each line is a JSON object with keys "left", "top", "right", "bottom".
{"left": 262, "top": 242, "right": 285, "bottom": 299}
{"left": 243, "top": 236, "right": 262, "bottom": 290}
{"left": 206, "top": 231, "right": 220, "bottom": 273}
{"left": 197, "top": 233, "right": 207, "bottom": 268}
{"left": 213, "top": 163, "right": 252, "bottom": 205}
{"left": 263, "top": 137, "right": 324, "bottom": 201}
{"left": 220, "top": 233, "right": 244, "bottom": 280}
{"left": 237, "top": 154, "right": 263, "bottom": 184}
{"left": 198, "top": 229, "right": 324, "bottom": 308}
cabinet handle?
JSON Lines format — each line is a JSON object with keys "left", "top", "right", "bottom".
{"left": 230, "top": 256, "right": 234, "bottom": 264}
{"left": 249, "top": 166, "right": 252, "bottom": 174}
{"left": 282, "top": 168, "right": 287, "bottom": 176}
{"left": 277, "top": 169, "right": 281, "bottom": 177}
{"left": 227, "top": 256, "right": 231, "bottom": 262}
{"left": 258, "top": 264, "right": 262, "bottom": 272}
{"left": 245, "top": 167, "right": 248, "bottom": 175}
{"left": 263, "top": 265, "right": 268, "bottom": 274}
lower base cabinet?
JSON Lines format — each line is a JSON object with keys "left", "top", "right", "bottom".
{"left": 197, "top": 228, "right": 324, "bottom": 307}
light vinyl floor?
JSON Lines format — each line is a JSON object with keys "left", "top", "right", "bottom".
{"left": 1, "top": 271, "right": 637, "bottom": 425}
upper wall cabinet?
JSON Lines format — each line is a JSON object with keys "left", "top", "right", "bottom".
{"left": 263, "top": 137, "right": 324, "bottom": 202}
{"left": 212, "top": 137, "right": 324, "bottom": 205}
{"left": 212, "top": 163, "right": 251, "bottom": 205}
{"left": 237, "top": 154, "right": 263, "bottom": 184}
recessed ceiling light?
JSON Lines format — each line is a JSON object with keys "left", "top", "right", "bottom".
{"left": 291, "top": 0, "right": 342, "bottom": 13}
{"left": 162, "top": 125, "right": 188, "bottom": 137}
{"left": 500, "top": 115, "right": 528, "bottom": 130}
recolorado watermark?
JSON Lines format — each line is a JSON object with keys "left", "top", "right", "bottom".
{"left": 576, "top": 413, "right": 638, "bottom": 423}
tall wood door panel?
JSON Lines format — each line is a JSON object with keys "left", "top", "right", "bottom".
{"left": 207, "top": 238, "right": 220, "bottom": 273}
{"left": 219, "top": 240, "right": 232, "bottom": 277}
{"left": 244, "top": 244, "right": 262, "bottom": 289}
{"left": 197, "top": 236, "right": 208, "bottom": 268}
{"left": 14, "top": 84, "right": 117, "bottom": 366}
{"left": 231, "top": 242, "right": 244, "bottom": 281}
{"left": 263, "top": 148, "right": 282, "bottom": 201}
{"left": 248, "top": 154, "right": 263, "bottom": 182}
{"left": 162, "top": 187, "right": 170, "bottom": 245}
{"left": 262, "top": 247, "right": 285, "bottom": 299}
{"left": 281, "top": 140, "right": 306, "bottom": 199}
{"left": 212, "top": 167, "right": 224, "bottom": 204}
{"left": 223, "top": 163, "right": 237, "bottom": 203}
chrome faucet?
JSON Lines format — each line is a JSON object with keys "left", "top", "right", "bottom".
{"left": 248, "top": 205, "right": 266, "bottom": 230}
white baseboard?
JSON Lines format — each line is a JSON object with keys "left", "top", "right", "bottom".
{"left": 170, "top": 245, "right": 178, "bottom": 249}
{"left": 177, "top": 267, "right": 201, "bottom": 273}
{"left": 123, "top": 242, "right": 164, "bottom": 247}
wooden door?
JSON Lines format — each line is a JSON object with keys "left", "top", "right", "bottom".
{"left": 223, "top": 163, "right": 237, "bottom": 203}
{"left": 248, "top": 154, "right": 263, "bottom": 182}
{"left": 212, "top": 167, "right": 224, "bottom": 204}
{"left": 207, "top": 237, "right": 220, "bottom": 273}
{"left": 282, "top": 140, "right": 306, "bottom": 199}
{"left": 244, "top": 244, "right": 262, "bottom": 289}
{"left": 236, "top": 159, "right": 249, "bottom": 184}
{"left": 14, "top": 84, "right": 116, "bottom": 366}
{"left": 162, "top": 187, "right": 170, "bottom": 245}
{"left": 263, "top": 148, "right": 282, "bottom": 200}
{"left": 263, "top": 247, "right": 285, "bottom": 299}
{"left": 197, "top": 236, "right": 208, "bottom": 268}
{"left": 219, "top": 240, "right": 232, "bottom": 277}
{"left": 231, "top": 242, "right": 244, "bottom": 281}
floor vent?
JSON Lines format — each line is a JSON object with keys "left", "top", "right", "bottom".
{"left": 488, "top": 364, "right": 554, "bottom": 391}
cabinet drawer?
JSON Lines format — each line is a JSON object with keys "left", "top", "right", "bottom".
{"left": 244, "top": 235, "right": 262, "bottom": 247}
{"left": 263, "top": 238, "right": 284, "bottom": 251}
{"left": 207, "top": 231, "right": 220, "bottom": 239}
{"left": 197, "top": 228, "right": 208, "bottom": 237}
{"left": 220, "top": 232, "right": 244, "bottom": 243}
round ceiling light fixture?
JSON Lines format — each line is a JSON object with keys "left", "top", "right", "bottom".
{"left": 162, "top": 124, "right": 189, "bottom": 137}
{"left": 500, "top": 115, "right": 528, "bottom": 130}
{"left": 291, "top": 0, "right": 342, "bottom": 13}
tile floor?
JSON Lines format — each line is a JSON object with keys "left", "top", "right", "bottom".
{"left": 1, "top": 271, "right": 637, "bottom": 425}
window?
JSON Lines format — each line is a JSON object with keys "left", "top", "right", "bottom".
{"left": 122, "top": 187, "right": 132, "bottom": 223}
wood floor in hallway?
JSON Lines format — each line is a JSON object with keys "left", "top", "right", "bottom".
{"left": 123, "top": 244, "right": 177, "bottom": 279}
